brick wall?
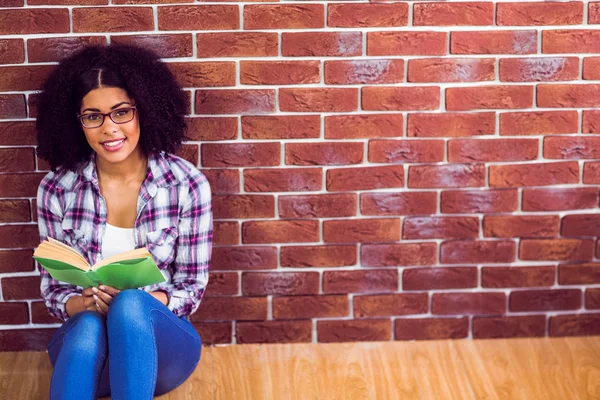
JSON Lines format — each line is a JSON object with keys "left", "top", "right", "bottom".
{"left": 1, "top": 0, "right": 600, "bottom": 350}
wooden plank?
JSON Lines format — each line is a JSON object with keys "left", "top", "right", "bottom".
{"left": 260, "top": 343, "right": 319, "bottom": 400}
{"left": 211, "top": 344, "right": 267, "bottom": 400}
{"left": 548, "top": 337, "right": 600, "bottom": 400}
{"left": 158, "top": 347, "right": 214, "bottom": 400}
{"left": 407, "top": 340, "right": 476, "bottom": 400}
{"left": 0, "top": 352, "right": 52, "bottom": 399}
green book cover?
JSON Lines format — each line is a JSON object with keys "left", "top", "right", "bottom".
{"left": 34, "top": 255, "right": 166, "bottom": 290}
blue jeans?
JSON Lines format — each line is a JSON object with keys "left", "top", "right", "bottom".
{"left": 47, "top": 290, "right": 202, "bottom": 399}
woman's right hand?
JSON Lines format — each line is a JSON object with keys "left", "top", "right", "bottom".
{"left": 82, "top": 287, "right": 99, "bottom": 312}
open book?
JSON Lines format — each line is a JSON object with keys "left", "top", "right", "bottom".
{"left": 33, "top": 238, "right": 166, "bottom": 290}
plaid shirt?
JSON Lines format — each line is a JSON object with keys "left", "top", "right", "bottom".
{"left": 37, "top": 152, "right": 212, "bottom": 321}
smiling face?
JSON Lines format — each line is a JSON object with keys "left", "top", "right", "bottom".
{"left": 79, "top": 86, "right": 143, "bottom": 169}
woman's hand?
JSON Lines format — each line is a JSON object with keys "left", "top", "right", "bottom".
{"left": 92, "top": 285, "right": 121, "bottom": 316}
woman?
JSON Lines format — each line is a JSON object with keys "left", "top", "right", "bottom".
{"left": 35, "top": 44, "right": 212, "bottom": 399}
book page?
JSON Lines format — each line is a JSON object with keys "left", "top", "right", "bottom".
{"left": 47, "top": 237, "right": 89, "bottom": 266}
{"left": 92, "top": 247, "right": 153, "bottom": 270}
{"left": 34, "top": 239, "right": 91, "bottom": 271}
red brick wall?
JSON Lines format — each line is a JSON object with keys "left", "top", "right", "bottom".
{"left": 1, "top": 1, "right": 600, "bottom": 350}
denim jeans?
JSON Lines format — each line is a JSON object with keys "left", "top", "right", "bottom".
{"left": 47, "top": 290, "right": 202, "bottom": 400}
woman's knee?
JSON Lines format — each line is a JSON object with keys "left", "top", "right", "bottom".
{"left": 64, "top": 311, "right": 107, "bottom": 359}
{"left": 108, "top": 289, "right": 152, "bottom": 325}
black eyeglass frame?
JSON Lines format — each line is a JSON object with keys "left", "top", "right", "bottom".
{"left": 77, "top": 106, "right": 137, "bottom": 129}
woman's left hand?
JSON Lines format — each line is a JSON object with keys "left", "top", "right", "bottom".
{"left": 93, "top": 285, "right": 121, "bottom": 316}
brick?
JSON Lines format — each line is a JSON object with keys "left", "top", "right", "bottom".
{"left": 280, "top": 88, "right": 358, "bottom": 112}
{"left": 2, "top": 276, "right": 41, "bottom": 300}
{"left": 559, "top": 263, "right": 600, "bottom": 285}
{"left": 326, "top": 165, "right": 404, "bottom": 191}
{"left": 29, "top": 0, "right": 105, "bottom": 4}
{"left": 414, "top": 2, "right": 493, "bottom": 26}
{"left": 241, "top": 61, "right": 320, "bottom": 85}
{"left": 196, "top": 90, "right": 275, "bottom": 114}
{"left": 326, "top": 114, "right": 402, "bottom": 139}
{"left": 0, "top": 329, "right": 55, "bottom": 351}
{"left": 324, "top": 59, "right": 404, "bottom": 85}
{"left": 500, "top": 57, "right": 579, "bottom": 82}
{"left": 0, "top": 147, "right": 34, "bottom": 172}
{"left": 244, "top": 168, "right": 322, "bottom": 192}
{"left": 243, "top": 115, "right": 319, "bottom": 140}
{"left": 545, "top": 136, "right": 600, "bottom": 160}
{"left": 403, "top": 214, "right": 480, "bottom": 240}
{"left": 28, "top": 93, "right": 40, "bottom": 119}
{"left": 520, "top": 239, "right": 594, "bottom": 262}
{"left": 191, "top": 297, "right": 267, "bottom": 322}
{"left": 409, "top": 58, "right": 495, "bottom": 83}
{"left": 362, "top": 86, "right": 440, "bottom": 111}
{"left": 169, "top": 62, "right": 235, "bottom": 88}
{"left": 543, "top": 30, "right": 600, "bottom": 53}
{"left": 0, "top": 173, "right": 45, "bottom": 197}
{"left": 242, "top": 272, "right": 319, "bottom": 296}
{"left": 368, "top": 139, "right": 444, "bottom": 164}
{"left": 584, "top": 162, "right": 600, "bottom": 184}
{"left": 403, "top": 267, "right": 477, "bottom": 290}
{"left": 210, "top": 246, "right": 276, "bottom": 271}
{"left": 0, "top": 95, "right": 26, "bottom": 119}
{"left": 447, "top": 85, "right": 533, "bottom": 111}
{"left": 31, "top": 302, "right": 61, "bottom": 324}
{"left": 368, "top": 31, "right": 447, "bottom": 56}
{"left": 490, "top": 162, "right": 579, "bottom": 188}
{"left": 0, "top": 39, "right": 24, "bottom": 64}
{"left": 0, "top": 250, "right": 34, "bottom": 273}
{"left": 177, "top": 144, "right": 197, "bottom": 165}
{"left": 510, "top": 289, "right": 581, "bottom": 312}
{"left": 354, "top": 293, "right": 428, "bottom": 317}
{"left": 0, "top": 0, "right": 22, "bottom": 6}
{"left": 113, "top": 0, "right": 190, "bottom": 4}
{"left": 244, "top": 4, "right": 324, "bottom": 30}
{"left": 449, "top": 138, "right": 538, "bottom": 162}
{"left": 187, "top": 117, "right": 237, "bottom": 141}
{"left": 237, "top": 320, "right": 312, "bottom": 344}
{"left": 280, "top": 245, "right": 357, "bottom": 268}
{"left": 0, "top": 200, "right": 30, "bottom": 223}
{"left": 201, "top": 143, "right": 279, "bottom": 167}
{"left": 407, "top": 112, "right": 495, "bottom": 138}
{"left": 213, "top": 195, "right": 274, "bottom": 219}
{"left": 72, "top": 7, "right": 153, "bottom": 32}
{"left": 0, "top": 66, "right": 54, "bottom": 91}
{"left": 323, "top": 218, "right": 400, "bottom": 243}
{"left": 318, "top": 319, "right": 391, "bottom": 342}
{"left": 360, "top": 192, "right": 437, "bottom": 216}
{"left": 472, "top": 316, "right": 546, "bottom": 339}
{"left": 361, "top": 243, "right": 438, "bottom": 267}
{"left": 500, "top": 111, "right": 578, "bottom": 135}
{"left": 279, "top": 193, "right": 357, "bottom": 218}
{"left": 561, "top": 214, "right": 600, "bottom": 237}
{"left": 328, "top": 3, "right": 408, "bottom": 27}
{"left": 273, "top": 295, "right": 349, "bottom": 319}
{"left": 0, "top": 225, "right": 39, "bottom": 249}
{"left": 408, "top": 164, "right": 485, "bottom": 188}
{"left": 395, "top": 317, "right": 469, "bottom": 341}
{"left": 197, "top": 32, "right": 277, "bottom": 58}
{"left": 323, "top": 269, "right": 398, "bottom": 294}
{"left": 27, "top": 36, "right": 106, "bottom": 63}
{"left": 591, "top": 2, "right": 600, "bottom": 24}
{"left": 243, "top": 220, "right": 319, "bottom": 244}
{"left": 282, "top": 32, "right": 362, "bottom": 57}
{"left": 539, "top": 84, "right": 600, "bottom": 108}
{"left": 0, "top": 303, "right": 28, "bottom": 325}
{"left": 497, "top": 2, "right": 583, "bottom": 26}
{"left": 192, "top": 322, "right": 232, "bottom": 345}
{"left": 433, "top": 293, "right": 506, "bottom": 315}
{"left": 524, "top": 187, "right": 597, "bottom": 212}
{"left": 441, "top": 240, "right": 516, "bottom": 264}
{"left": 482, "top": 266, "right": 556, "bottom": 288}
{"left": 451, "top": 30, "right": 537, "bottom": 55}
{"left": 0, "top": 9, "right": 69, "bottom": 34}
{"left": 484, "top": 215, "right": 560, "bottom": 238}
{"left": 286, "top": 142, "right": 363, "bottom": 166}
{"left": 158, "top": 6, "right": 239, "bottom": 31}
{"left": 550, "top": 314, "right": 600, "bottom": 336}
{"left": 584, "top": 57, "right": 600, "bottom": 80}
{"left": 441, "top": 189, "right": 518, "bottom": 214}
{"left": 213, "top": 221, "right": 239, "bottom": 245}
{"left": 586, "top": 289, "right": 600, "bottom": 309}
{"left": 200, "top": 169, "right": 239, "bottom": 194}
{"left": 206, "top": 272, "right": 238, "bottom": 296}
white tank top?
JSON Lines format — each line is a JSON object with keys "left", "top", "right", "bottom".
{"left": 101, "top": 223, "right": 136, "bottom": 260}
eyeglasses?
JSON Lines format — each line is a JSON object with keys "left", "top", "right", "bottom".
{"left": 78, "top": 106, "right": 137, "bottom": 129}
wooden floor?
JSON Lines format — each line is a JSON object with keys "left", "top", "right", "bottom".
{"left": 0, "top": 337, "right": 599, "bottom": 399}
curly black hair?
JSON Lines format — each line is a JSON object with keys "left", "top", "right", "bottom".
{"left": 36, "top": 43, "right": 189, "bottom": 171}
